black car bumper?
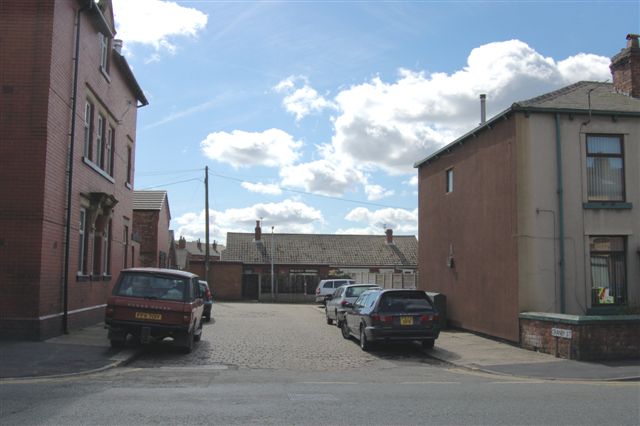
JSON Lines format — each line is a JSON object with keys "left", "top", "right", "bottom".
{"left": 365, "top": 326, "right": 440, "bottom": 343}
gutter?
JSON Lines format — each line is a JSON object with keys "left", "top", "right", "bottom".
{"left": 555, "top": 113, "right": 566, "bottom": 314}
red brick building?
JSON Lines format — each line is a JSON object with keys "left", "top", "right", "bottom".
{"left": 0, "top": 0, "right": 147, "bottom": 339}
{"left": 414, "top": 35, "right": 639, "bottom": 359}
{"left": 132, "top": 190, "right": 174, "bottom": 268}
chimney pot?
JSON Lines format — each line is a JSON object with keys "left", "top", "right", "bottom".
{"left": 480, "top": 94, "right": 487, "bottom": 125}
{"left": 255, "top": 220, "right": 262, "bottom": 241}
{"left": 386, "top": 228, "right": 394, "bottom": 244}
{"left": 113, "top": 39, "right": 123, "bottom": 54}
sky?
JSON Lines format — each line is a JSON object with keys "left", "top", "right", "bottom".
{"left": 111, "top": 0, "right": 639, "bottom": 246}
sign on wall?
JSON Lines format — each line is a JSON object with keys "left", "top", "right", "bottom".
{"left": 551, "top": 328, "right": 572, "bottom": 339}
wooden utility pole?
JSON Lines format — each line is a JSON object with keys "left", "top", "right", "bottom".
{"left": 204, "top": 166, "right": 210, "bottom": 283}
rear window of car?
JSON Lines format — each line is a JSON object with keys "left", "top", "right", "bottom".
{"left": 115, "top": 274, "right": 189, "bottom": 302}
{"left": 345, "top": 286, "right": 376, "bottom": 298}
{"left": 378, "top": 292, "right": 433, "bottom": 313}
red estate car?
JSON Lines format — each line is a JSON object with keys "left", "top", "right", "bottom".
{"left": 105, "top": 268, "right": 205, "bottom": 353}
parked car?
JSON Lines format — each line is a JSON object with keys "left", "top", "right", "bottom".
{"left": 315, "top": 279, "right": 355, "bottom": 304}
{"left": 105, "top": 268, "right": 205, "bottom": 353}
{"left": 341, "top": 289, "right": 440, "bottom": 351}
{"left": 199, "top": 280, "right": 213, "bottom": 321}
{"left": 325, "top": 283, "right": 381, "bottom": 325}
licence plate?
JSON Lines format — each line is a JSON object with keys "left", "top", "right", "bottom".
{"left": 400, "top": 316, "right": 413, "bottom": 325}
{"left": 135, "top": 312, "right": 162, "bottom": 321}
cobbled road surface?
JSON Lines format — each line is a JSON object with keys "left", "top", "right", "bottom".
{"left": 131, "top": 301, "right": 442, "bottom": 371}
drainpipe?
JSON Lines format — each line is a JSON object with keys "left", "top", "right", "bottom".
{"left": 62, "top": 0, "right": 92, "bottom": 334}
{"left": 555, "top": 113, "right": 566, "bottom": 314}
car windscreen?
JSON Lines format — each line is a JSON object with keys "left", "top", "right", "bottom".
{"left": 115, "top": 274, "right": 189, "bottom": 301}
{"left": 346, "top": 286, "right": 376, "bottom": 298}
{"left": 378, "top": 292, "right": 433, "bottom": 313}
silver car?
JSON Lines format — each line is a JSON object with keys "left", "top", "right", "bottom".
{"left": 325, "top": 283, "right": 381, "bottom": 326}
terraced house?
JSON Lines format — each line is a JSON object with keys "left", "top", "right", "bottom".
{"left": 0, "top": 0, "right": 147, "bottom": 339}
{"left": 415, "top": 35, "right": 639, "bottom": 360}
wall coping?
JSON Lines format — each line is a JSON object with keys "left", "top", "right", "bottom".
{"left": 519, "top": 312, "right": 640, "bottom": 325}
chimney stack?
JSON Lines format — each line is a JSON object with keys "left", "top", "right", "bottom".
{"left": 197, "top": 238, "right": 201, "bottom": 251}
{"left": 385, "top": 228, "right": 394, "bottom": 244}
{"left": 480, "top": 94, "right": 487, "bottom": 124}
{"left": 610, "top": 34, "right": 640, "bottom": 99}
{"left": 178, "top": 236, "right": 186, "bottom": 249}
{"left": 255, "top": 220, "right": 262, "bottom": 241}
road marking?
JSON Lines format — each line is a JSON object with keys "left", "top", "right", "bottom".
{"left": 298, "top": 381, "right": 359, "bottom": 385}
{"left": 399, "top": 381, "right": 460, "bottom": 385}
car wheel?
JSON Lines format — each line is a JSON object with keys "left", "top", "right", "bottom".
{"left": 194, "top": 322, "right": 203, "bottom": 342}
{"left": 359, "top": 326, "right": 371, "bottom": 351}
{"left": 110, "top": 339, "right": 125, "bottom": 349}
{"left": 422, "top": 339, "right": 435, "bottom": 350}
{"left": 181, "top": 330, "right": 194, "bottom": 354}
{"left": 341, "top": 321, "right": 350, "bottom": 339}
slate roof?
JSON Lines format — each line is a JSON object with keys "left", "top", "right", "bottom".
{"left": 415, "top": 81, "right": 640, "bottom": 168}
{"left": 133, "top": 191, "right": 168, "bottom": 211}
{"left": 222, "top": 233, "right": 418, "bottom": 268}
{"left": 513, "top": 81, "right": 640, "bottom": 113}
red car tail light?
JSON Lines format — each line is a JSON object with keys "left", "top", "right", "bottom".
{"left": 420, "top": 314, "right": 440, "bottom": 323}
{"left": 340, "top": 300, "right": 350, "bottom": 306}
{"left": 371, "top": 314, "right": 393, "bottom": 324}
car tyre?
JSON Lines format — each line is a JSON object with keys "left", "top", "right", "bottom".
{"left": 181, "top": 330, "right": 194, "bottom": 354}
{"left": 341, "top": 321, "right": 350, "bottom": 339}
{"left": 422, "top": 339, "right": 435, "bottom": 350}
{"left": 194, "top": 322, "right": 203, "bottom": 342}
{"left": 359, "top": 326, "right": 371, "bottom": 351}
{"left": 326, "top": 310, "right": 333, "bottom": 325}
{"left": 110, "top": 339, "right": 125, "bottom": 349}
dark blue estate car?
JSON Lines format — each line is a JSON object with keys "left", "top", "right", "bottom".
{"left": 341, "top": 289, "right": 440, "bottom": 351}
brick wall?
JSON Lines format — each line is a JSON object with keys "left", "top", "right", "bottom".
{"left": 520, "top": 313, "right": 640, "bottom": 361}
{"left": 132, "top": 210, "right": 159, "bottom": 267}
{"left": 210, "top": 262, "right": 243, "bottom": 300}
{"left": 0, "top": 1, "right": 143, "bottom": 339}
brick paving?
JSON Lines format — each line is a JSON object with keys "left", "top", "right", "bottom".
{"left": 197, "top": 302, "right": 387, "bottom": 371}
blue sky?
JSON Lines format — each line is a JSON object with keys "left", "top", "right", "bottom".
{"left": 112, "top": 0, "right": 639, "bottom": 246}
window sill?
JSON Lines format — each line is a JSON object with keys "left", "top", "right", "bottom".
{"left": 583, "top": 202, "right": 632, "bottom": 210}
{"left": 90, "top": 274, "right": 112, "bottom": 282}
{"left": 83, "top": 157, "right": 115, "bottom": 183}
{"left": 76, "top": 274, "right": 90, "bottom": 282}
{"left": 125, "top": 182, "right": 132, "bottom": 190}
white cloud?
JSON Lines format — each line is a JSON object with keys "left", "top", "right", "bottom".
{"left": 112, "top": 0, "right": 207, "bottom": 54}
{"left": 173, "top": 199, "right": 324, "bottom": 244}
{"left": 274, "top": 76, "right": 335, "bottom": 121}
{"left": 328, "top": 40, "right": 611, "bottom": 175}
{"left": 404, "top": 175, "right": 418, "bottom": 187}
{"left": 364, "top": 184, "right": 394, "bottom": 201}
{"left": 279, "top": 159, "right": 365, "bottom": 196}
{"left": 343, "top": 207, "right": 418, "bottom": 235}
{"left": 241, "top": 181, "right": 282, "bottom": 195}
{"left": 201, "top": 129, "right": 303, "bottom": 168}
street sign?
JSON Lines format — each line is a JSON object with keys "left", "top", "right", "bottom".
{"left": 551, "top": 328, "right": 572, "bottom": 339}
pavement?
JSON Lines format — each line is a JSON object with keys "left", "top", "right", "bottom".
{"left": 1, "top": 321, "right": 638, "bottom": 381}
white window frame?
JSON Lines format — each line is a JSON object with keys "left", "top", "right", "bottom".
{"left": 78, "top": 208, "right": 87, "bottom": 275}
{"left": 96, "top": 115, "right": 104, "bottom": 167}
{"left": 99, "top": 32, "right": 109, "bottom": 72}
{"left": 106, "top": 125, "right": 114, "bottom": 175}
{"left": 83, "top": 102, "right": 93, "bottom": 159}
{"left": 102, "top": 221, "right": 111, "bottom": 275}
